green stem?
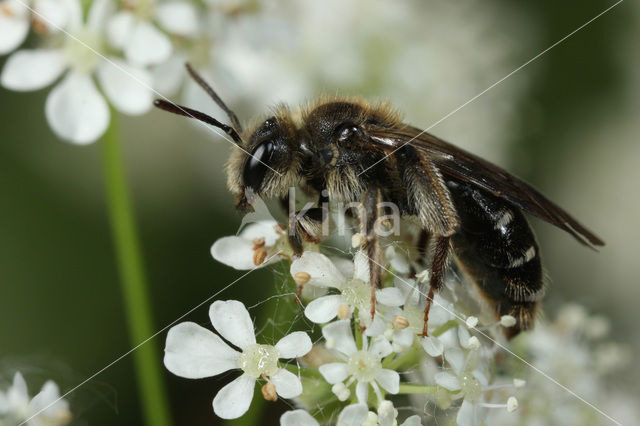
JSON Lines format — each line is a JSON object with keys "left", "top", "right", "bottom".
{"left": 386, "top": 345, "right": 419, "bottom": 371}
{"left": 102, "top": 114, "right": 172, "bottom": 426}
{"left": 433, "top": 319, "right": 459, "bottom": 337}
{"left": 283, "top": 363, "right": 324, "bottom": 380}
{"left": 397, "top": 384, "right": 438, "bottom": 395}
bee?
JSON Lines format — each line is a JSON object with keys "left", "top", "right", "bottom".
{"left": 155, "top": 64, "right": 604, "bottom": 339}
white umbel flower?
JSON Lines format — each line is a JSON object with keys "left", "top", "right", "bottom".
{"left": 0, "top": 372, "right": 71, "bottom": 426}
{"left": 164, "top": 300, "right": 312, "bottom": 419}
{"left": 0, "top": 0, "right": 153, "bottom": 144}
{"left": 290, "top": 251, "right": 403, "bottom": 328}
{"left": 319, "top": 319, "right": 399, "bottom": 406}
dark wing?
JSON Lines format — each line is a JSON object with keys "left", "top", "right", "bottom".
{"left": 367, "top": 125, "right": 604, "bottom": 247}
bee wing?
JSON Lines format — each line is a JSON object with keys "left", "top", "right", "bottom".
{"left": 367, "top": 125, "right": 604, "bottom": 247}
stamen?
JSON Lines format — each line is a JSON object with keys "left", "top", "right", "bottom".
{"left": 261, "top": 381, "right": 277, "bottom": 401}
{"left": 351, "top": 233, "right": 365, "bottom": 248}
{"left": 293, "top": 271, "right": 311, "bottom": 285}
{"left": 253, "top": 247, "right": 267, "bottom": 265}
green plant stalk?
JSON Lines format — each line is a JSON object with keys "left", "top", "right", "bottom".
{"left": 397, "top": 384, "right": 438, "bottom": 395}
{"left": 102, "top": 114, "right": 172, "bottom": 426}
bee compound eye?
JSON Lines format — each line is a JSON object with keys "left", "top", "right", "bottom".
{"left": 243, "top": 140, "right": 275, "bottom": 192}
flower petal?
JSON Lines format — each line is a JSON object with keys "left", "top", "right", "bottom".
{"left": 275, "top": 331, "right": 312, "bottom": 359}
{"left": 152, "top": 53, "right": 186, "bottom": 95}
{"left": 212, "top": 374, "right": 255, "bottom": 419}
{"left": 156, "top": 1, "right": 199, "bottom": 37}
{"left": 364, "top": 313, "right": 387, "bottom": 337}
{"left": 34, "top": 0, "right": 70, "bottom": 32}
{"left": 318, "top": 362, "right": 349, "bottom": 384}
{"left": 1, "top": 49, "right": 66, "bottom": 91}
{"left": 337, "top": 403, "right": 369, "bottom": 426}
{"left": 27, "top": 381, "right": 70, "bottom": 421}
{"left": 355, "top": 381, "right": 368, "bottom": 404}
{"left": 210, "top": 236, "right": 258, "bottom": 270}
{"left": 7, "top": 372, "right": 29, "bottom": 409}
{"left": 392, "top": 329, "right": 415, "bottom": 348}
{"left": 421, "top": 336, "right": 444, "bottom": 357}
{"left": 0, "top": 2, "right": 28, "bottom": 54}
{"left": 377, "top": 400, "right": 397, "bottom": 426}
{"left": 45, "top": 71, "right": 109, "bottom": 144}
{"left": 304, "top": 295, "right": 341, "bottom": 324}
{"left": 290, "top": 251, "right": 346, "bottom": 289}
{"left": 376, "top": 369, "right": 399, "bottom": 394}
{"left": 352, "top": 250, "right": 369, "bottom": 283}
{"left": 270, "top": 368, "right": 302, "bottom": 399}
{"left": 434, "top": 372, "right": 461, "bottom": 391}
{"left": 87, "top": 0, "right": 113, "bottom": 32}
{"left": 369, "top": 335, "right": 393, "bottom": 359}
{"left": 238, "top": 220, "right": 280, "bottom": 246}
{"left": 106, "top": 10, "right": 134, "bottom": 50}
{"left": 400, "top": 415, "right": 422, "bottom": 426}
{"left": 456, "top": 399, "right": 485, "bottom": 426}
{"left": 97, "top": 57, "right": 152, "bottom": 115}
{"left": 330, "top": 256, "right": 354, "bottom": 278}
{"left": 126, "top": 20, "right": 172, "bottom": 67}
{"left": 376, "top": 287, "right": 404, "bottom": 307}
{"left": 280, "top": 409, "right": 319, "bottom": 426}
{"left": 209, "top": 300, "right": 256, "bottom": 350}
{"left": 444, "top": 347, "right": 465, "bottom": 375}
{"left": 322, "top": 319, "right": 357, "bottom": 357}
{"left": 164, "top": 322, "right": 239, "bottom": 379}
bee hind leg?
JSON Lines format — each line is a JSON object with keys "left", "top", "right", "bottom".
{"left": 420, "top": 235, "right": 452, "bottom": 336}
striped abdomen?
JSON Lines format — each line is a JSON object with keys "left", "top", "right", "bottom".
{"left": 446, "top": 179, "right": 544, "bottom": 338}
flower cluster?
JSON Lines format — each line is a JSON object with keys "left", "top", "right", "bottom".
{"left": 1, "top": 0, "right": 533, "bottom": 156}
{"left": 0, "top": 372, "right": 71, "bottom": 426}
{"left": 167, "top": 220, "right": 529, "bottom": 425}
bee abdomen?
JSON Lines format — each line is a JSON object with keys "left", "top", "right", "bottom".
{"left": 446, "top": 179, "right": 544, "bottom": 338}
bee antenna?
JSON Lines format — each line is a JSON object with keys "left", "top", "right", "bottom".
{"left": 153, "top": 99, "right": 243, "bottom": 146}
{"left": 184, "top": 62, "right": 243, "bottom": 133}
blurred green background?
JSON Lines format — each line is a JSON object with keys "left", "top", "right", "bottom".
{"left": 1, "top": 0, "right": 638, "bottom": 424}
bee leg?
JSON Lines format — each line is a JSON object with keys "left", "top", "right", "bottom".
{"left": 281, "top": 192, "right": 328, "bottom": 257}
{"left": 421, "top": 235, "right": 452, "bottom": 336}
{"left": 360, "top": 186, "right": 383, "bottom": 321}
{"left": 416, "top": 229, "right": 432, "bottom": 268}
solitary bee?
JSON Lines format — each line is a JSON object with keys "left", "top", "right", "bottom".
{"left": 155, "top": 64, "right": 604, "bottom": 338}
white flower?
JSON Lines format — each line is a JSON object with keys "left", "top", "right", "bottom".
{"left": 0, "top": 0, "right": 153, "bottom": 144}
{"left": 434, "top": 347, "right": 489, "bottom": 426}
{"left": 319, "top": 319, "right": 399, "bottom": 406}
{"left": 290, "top": 251, "right": 403, "bottom": 328}
{"left": 380, "top": 276, "right": 454, "bottom": 351}
{"left": 0, "top": 372, "right": 71, "bottom": 426}
{"left": 281, "top": 404, "right": 423, "bottom": 426}
{"left": 106, "top": 0, "right": 199, "bottom": 68}
{"left": 211, "top": 220, "right": 286, "bottom": 270}
{"left": 164, "top": 300, "right": 311, "bottom": 419}
{"left": 0, "top": 0, "right": 71, "bottom": 55}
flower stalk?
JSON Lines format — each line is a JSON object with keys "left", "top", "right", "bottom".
{"left": 101, "top": 112, "right": 171, "bottom": 426}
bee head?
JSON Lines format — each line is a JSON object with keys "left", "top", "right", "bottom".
{"left": 227, "top": 113, "right": 301, "bottom": 210}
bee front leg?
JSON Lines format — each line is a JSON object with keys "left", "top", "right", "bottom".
{"left": 280, "top": 194, "right": 328, "bottom": 257}
{"left": 360, "top": 186, "right": 383, "bottom": 321}
{"left": 421, "top": 235, "right": 452, "bottom": 336}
